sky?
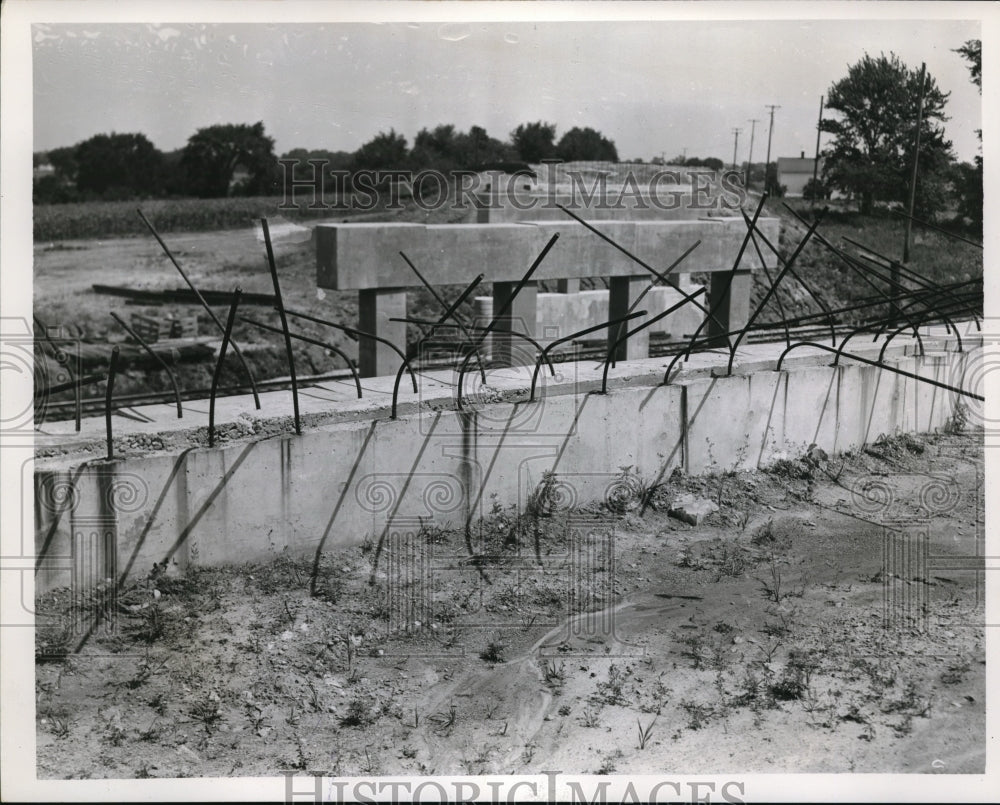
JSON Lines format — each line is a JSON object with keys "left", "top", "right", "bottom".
{"left": 32, "top": 18, "right": 983, "bottom": 165}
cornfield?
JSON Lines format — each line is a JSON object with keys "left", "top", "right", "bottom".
{"left": 34, "top": 195, "right": 355, "bottom": 241}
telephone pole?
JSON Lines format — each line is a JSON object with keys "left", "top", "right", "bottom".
{"left": 811, "top": 96, "right": 824, "bottom": 193}
{"left": 902, "top": 63, "right": 927, "bottom": 265}
{"left": 764, "top": 104, "right": 781, "bottom": 193}
{"left": 731, "top": 128, "right": 742, "bottom": 171}
{"left": 746, "top": 118, "right": 760, "bottom": 186}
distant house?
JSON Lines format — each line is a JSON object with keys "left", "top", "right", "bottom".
{"left": 777, "top": 152, "right": 823, "bottom": 197}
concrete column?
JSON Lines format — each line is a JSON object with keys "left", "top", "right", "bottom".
{"left": 491, "top": 281, "right": 538, "bottom": 367}
{"left": 607, "top": 275, "right": 650, "bottom": 362}
{"left": 358, "top": 288, "right": 407, "bottom": 377}
{"left": 706, "top": 269, "right": 752, "bottom": 348}
{"left": 556, "top": 278, "right": 580, "bottom": 293}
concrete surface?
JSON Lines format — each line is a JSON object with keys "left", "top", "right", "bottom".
{"left": 32, "top": 324, "right": 979, "bottom": 593}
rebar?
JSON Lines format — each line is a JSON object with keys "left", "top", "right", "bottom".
{"left": 261, "top": 218, "right": 300, "bottom": 435}
{"left": 105, "top": 346, "right": 120, "bottom": 460}
{"left": 455, "top": 234, "right": 560, "bottom": 411}
{"left": 240, "top": 316, "right": 362, "bottom": 399}
{"left": 398, "top": 251, "right": 488, "bottom": 383}
{"left": 137, "top": 208, "right": 261, "bottom": 409}
{"left": 603, "top": 289, "right": 705, "bottom": 393}
{"left": 890, "top": 208, "right": 983, "bottom": 249}
{"left": 726, "top": 209, "right": 826, "bottom": 375}
{"left": 33, "top": 315, "right": 83, "bottom": 431}
{"left": 209, "top": 289, "right": 242, "bottom": 448}
{"left": 555, "top": 203, "right": 731, "bottom": 350}
{"left": 283, "top": 308, "right": 418, "bottom": 394}
{"left": 529, "top": 309, "right": 648, "bottom": 402}
{"left": 773, "top": 340, "right": 983, "bottom": 402}
{"left": 109, "top": 312, "right": 183, "bottom": 419}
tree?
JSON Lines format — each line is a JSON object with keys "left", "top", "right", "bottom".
{"left": 820, "top": 53, "right": 953, "bottom": 215}
{"left": 510, "top": 121, "right": 557, "bottom": 162}
{"left": 72, "top": 132, "right": 163, "bottom": 199}
{"left": 180, "top": 122, "right": 277, "bottom": 198}
{"left": 351, "top": 129, "right": 410, "bottom": 172}
{"left": 954, "top": 39, "right": 982, "bottom": 231}
{"left": 555, "top": 127, "right": 619, "bottom": 162}
{"left": 955, "top": 39, "right": 981, "bottom": 89}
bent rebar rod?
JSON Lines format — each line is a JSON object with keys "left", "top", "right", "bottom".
{"left": 137, "top": 208, "right": 260, "bottom": 409}
{"left": 393, "top": 319, "right": 557, "bottom": 376}
{"left": 740, "top": 208, "right": 838, "bottom": 347}
{"left": 34, "top": 314, "right": 83, "bottom": 431}
{"left": 781, "top": 203, "right": 938, "bottom": 336}
{"left": 890, "top": 208, "right": 983, "bottom": 250}
{"left": 398, "top": 251, "right": 488, "bottom": 383}
{"left": 389, "top": 272, "right": 485, "bottom": 418}
{"left": 773, "top": 340, "right": 984, "bottom": 402}
{"left": 677, "top": 194, "right": 768, "bottom": 360}
{"left": 602, "top": 288, "right": 706, "bottom": 394}
{"left": 110, "top": 312, "right": 183, "bottom": 419}
{"left": 282, "top": 307, "right": 417, "bottom": 393}
{"left": 105, "top": 346, "right": 120, "bottom": 461}
{"left": 529, "top": 310, "right": 648, "bottom": 402}
{"left": 455, "top": 234, "right": 560, "bottom": 411}
{"left": 209, "top": 289, "right": 241, "bottom": 448}
{"left": 608, "top": 239, "right": 703, "bottom": 369}
{"left": 555, "top": 203, "right": 732, "bottom": 352}
{"left": 726, "top": 210, "right": 826, "bottom": 376}
{"left": 241, "top": 316, "right": 362, "bottom": 400}
{"left": 842, "top": 234, "right": 981, "bottom": 332}
{"left": 844, "top": 249, "right": 962, "bottom": 344}
{"left": 261, "top": 218, "right": 300, "bottom": 435}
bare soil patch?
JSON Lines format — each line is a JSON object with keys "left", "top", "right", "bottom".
{"left": 36, "top": 429, "right": 984, "bottom": 778}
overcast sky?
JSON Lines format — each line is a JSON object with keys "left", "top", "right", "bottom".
{"left": 32, "top": 18, "right": 983, "bottom": 164}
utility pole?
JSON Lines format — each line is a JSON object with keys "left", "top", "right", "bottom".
{"left": 746, "top": 118, "right": 760, "bottom": 187}
{"left": 902, "top": 63, "right": 927, "bottom": 265}
{"left": 731, "top": 128, "right": 742, "bottom": 171}
{"left": 811, "top": 96, "right": 824, "bottom": 196}
{"left": 764, "top": 104, "right": 781, "bottom": 194}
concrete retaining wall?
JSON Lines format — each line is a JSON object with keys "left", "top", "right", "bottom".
{"left": 33, "top": 349, "right": 971, "bottom": 593}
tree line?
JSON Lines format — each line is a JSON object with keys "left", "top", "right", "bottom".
{"left": 32, "top": 121, "right": 622, "bottom": 204}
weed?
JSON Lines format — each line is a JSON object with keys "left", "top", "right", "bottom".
{"left": 525, "top": 470, "right": 560, "bottom": 520}
{"left": 580, "top": 704, "right": 602, "bottom": 728}
{"left": 340, "top": 695, "right": 373, "bottom": 727}
{"left": 189, "top": 693, "right": 222, "bottom": 734}
{"left": 943, "top": 401, "right": 969, "bottom": 435}
{"left": 460, "top": 744, "right": 494, "bottom": 775}
{"left": 479, "top": 636, "right": 506, "bottom": 664}
{"left": 427, "top": 703, "right": 458, "bottom": 736}
{"left": 636, "top": 716, "right": 657, "bottom": 749}
{"left": 542, "top": 658, "right": 567, "bottom": 688}
{"left": 521, "top": 742, "right": 538, "bottom": 765}
{"left": 940, "top": 660, "right": 971, "bottom": 685}
{"left": 757, "top": 551, "right": 788, "bottom": 603}
{"left": 401, "top": 746, "right": 418, "bottom": 759}
{"left": 594, "top": 663, "right": 630, "bottom": 705}
{"left": 882, "top": 681, "right": 931, "bottom": 717}
{"left": 680, "top": 700, "right": 715, "bottom": 730}
{"left": 138, "top": 717, "right": 161, "bottom": 742}
{"left": 595, "top": 749, "right": 623, "bottom": 775}
{"left": 716, "top": 543, "right": 750, "bottom": 579}
{"left": 558, "top": 704, "right": 572, "bottom": 717}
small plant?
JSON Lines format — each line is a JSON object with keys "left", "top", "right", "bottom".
{"left": 594, "top": 663, "right": 629, "bottom": 705}
{"left": 680, "top": 699, "right": 715, "bottom": 730}
{"left": 427, "top": 703, "right": 458, "bottom": 736}
{"left": 944, "top": 401, "right": 969, "bottom": 434}
{"left": 340, "top": 695, "right": 373, "bottom": 727}
{"left": 521, "top": 742, "right": 538, "bottom": 765}
{"left": 479, "top": 636, "right": 506, "bottom": 664}
{"left": 558, "top": 704, "right": 572, "bottom": 717}
{"left": 636, "top": 716, "right": 657, "bottom": 749}
{"left": 594, "top": 749, "right": 623, "bottom": 775}
{"left": 580, "top": 704, "right": 602, "bottom": 728}
{"left": 757, "top": 551, "right": 787, "bottom": 603}
{"left": 940, "top": 660, "right": 971, "bottom": 685}
{"left": 189, "top": 693, "right": 222, "bottom": 734}
{"left": 542, "top": 658, "right": 566, "bottom": 687}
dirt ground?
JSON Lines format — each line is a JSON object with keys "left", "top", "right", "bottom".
{"left": 35, "top": 427, "right": 985, "bottom": 778}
